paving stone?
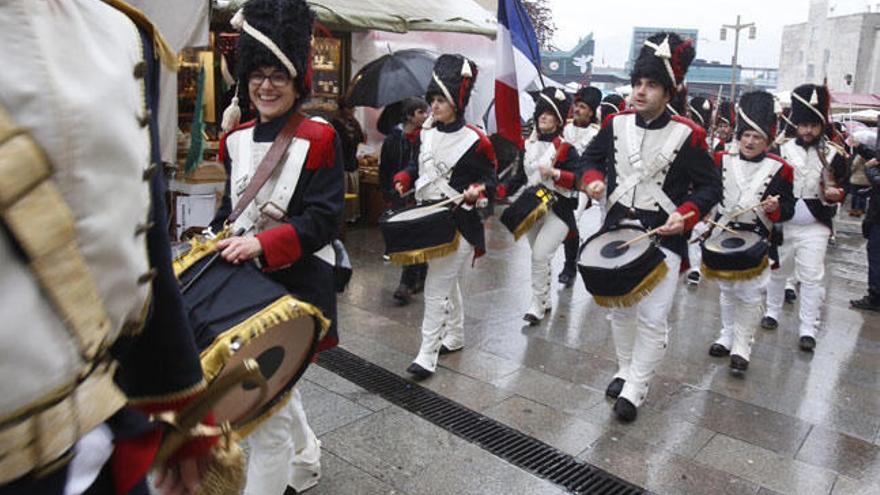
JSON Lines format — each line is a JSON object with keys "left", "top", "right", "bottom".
{"left": 695, "top": 433, "right": 837, "bottom": 495}
{"left": 304, "top": 365, "right": 391, "bottom": 412}
{"left": 483, "top": 395, "right": 605, "bottom": 456}
{"left": 581, "top": 432, "right": 759, "bottom": 495}
{"left": 830, "top": 475, "right": 880, "bottom": 495}
{"left": 665, "top": 387, "right": 813, "bottom": 456}
{"left": 308, "top": 451, "right": 406, "bottom": 495}
{"left": 491, "top": 366, "right": 605, "bottom": 417}
{"left": 321, "top": 407, "right": 566, "bottom": 495}
{"left": 438, "top": 347, "right": 522, "bottom": 385}
{"left": 796, "top": 426, "right": 880, "bottom": 484}
{"left": 298, "top": 380, "right": 374, "bottom": 437}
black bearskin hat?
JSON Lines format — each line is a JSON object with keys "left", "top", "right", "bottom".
{"left": 717, "top": 100, "right": 736, "bottom": 127}
{"left": 631, "top": 32, "right": 695, "bottom": 95}
{"left": 688, "top": 96, "right": 713, "bottom": 130}
{"left": 530, "top": 87, "right": 572, "bottom": 127}
{"left": 573, "top": 86, "right": 602, "bottom": 114}
{"left": 425, "top": 54, "right": 478, "bottom": 116}
{"left": 235, "top": 0, "right": 315, "bottom": 99}
{"left": 790, "top": 83, "right": 830, "bottom": 126}
{"left": 735, "top": 90, "right": 776, "bottom": 141}
{"left": 600, "top": 93, "right": 626, "bottom": 119}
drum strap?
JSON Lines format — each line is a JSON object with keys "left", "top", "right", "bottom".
{"left": 228, "top": 112, "right": 306, "bottom": 225}
{"left": 608, "top": 116, "right": 690, "bottom": 214}
{"left": 415, "top": 128, "right": 477, "bottom": 204}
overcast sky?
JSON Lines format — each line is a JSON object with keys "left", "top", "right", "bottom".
{"left": 547, "top": 0, "right": 876, "bottom": 68}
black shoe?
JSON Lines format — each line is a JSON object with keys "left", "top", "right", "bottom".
{"left": 558, "top": 269, "right": 577, "bottom": 288}
{"left": 613, "top": 397, "right": 638, "bottom": 423}
{"left": 406, "top": 363, "right": 433, "bottom": 380}
{"left": 760, "top": 316, "right": 778, "bottom": 330}
{"left": 686, "top": 271, "right": 701, "bottom": 286}
{"left": 799, "top": 336, "right": 816, "bottom": 352}
{"left": 393, "top": 284, "right": 412, "bottom": 305}
{"left": 439, "top": 344, "right": 462, "bottom": 355}
{"left": 850, "top": 295, "right": 880, "bottom": 311}
{"left": 784, "top": 288, "right": 797, "bottom": 303}
{"left": 605, "top": 377, "right": 625, "bottom": 399}
{"left": 523, "top": 313, "right": 541, "bottom": 326}
{"left": 729, "top": 354, "right": 749, "bottom": 376}
{"left": 709, "top": 343, "right": 731, "bottom": 357}
{"left": 411, "top": 281, "right": 425, "bottom": 294}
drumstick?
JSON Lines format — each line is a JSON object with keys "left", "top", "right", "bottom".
{"left": 181, "top": 227, "right": 245, "bottom": 293}
{"left": 705, "top": 218, "right": 738, "bottom": 235}
{"left": 729, "top": 196, "right": 779, "bottom": 220}
{"left": 618, "top": 211, "right": 696, "bottom": 249}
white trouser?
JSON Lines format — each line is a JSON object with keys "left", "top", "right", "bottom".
{"left": 575, "top": 192, "right": 589, "bottom": 221}
{"left": 245, "top": 388, "right": 321, "bottom": 495}
{"left": 526, "top": 210, "right": 569, "bottom": 314}
{"left": 714, "top": 274, "right": 766, "bottom": 360}
{"left": 413, "top": 240, "right": 472, "bottom": 371}
{"left": 687, "top": 221, "right": 709, "bottom": 274}
{"left": 610, "top": 248, "right": 681, "bottom": 407}
{"left": 765, "top": 222, "right": 829, "bottom": 338}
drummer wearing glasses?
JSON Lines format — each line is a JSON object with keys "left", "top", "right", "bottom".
{"left": 578, "top": 32, "right": 721, "bottom": 422}
{"left": 393, "top": 54, "right": 498, "bottom": 380}
{"left": 210, "top": 0, "right": 344, "bottom": 492}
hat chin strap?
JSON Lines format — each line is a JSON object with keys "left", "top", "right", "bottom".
{"left": 231, "top": 9, "right": 298, "bottom": 79}
{"left": 432, "top": 72, "right": 458, "bottom": 113}
{"left": 539, "top": 92, "right": 564, "bottom": 123}
{"left": 790, "top": 90, "right": 826, "bottom": 123}
{"left": 643, "top": 36, "right": 677, "bottom": 89}
{"left": 688, "top": 104, "right": 705, "bottom": 126}
{"left": 737, "top": 106, "right": 768, "bottom": 141}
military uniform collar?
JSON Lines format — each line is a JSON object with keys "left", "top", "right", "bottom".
{"left": 435, "top": 118, "right": 466, "bottom": 133}
{"left": 635, "top": 110, "right": 671, "bottom": 129}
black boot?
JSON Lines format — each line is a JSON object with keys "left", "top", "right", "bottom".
{"left": 850, "top": 295, "right": 880, "bottom": 311}
{"left": 605, "top": 377, "right": 625, "bottom": 399}
{"left": 406, "top": 362, "right": 433, "bottom": 380}
{"left": 760, "top": 316, "right": 778, "bottom": 330}
{"left": 613, "top": 397, "right": 638, "bottom": 422}
{"left": 393, "top": 283, "right": 413, "bottom": 305}
{"left": 729, "top": 355, "right": 749, "bottom": 376}
{"left": 784, "top": 288, "right": 797, "bottom": 303}
{"left": 558, "top": 236, "right": 579, "bottom": 288}
{"left": 799, "top": 336, "right": 816, "bottom": 352}
{"left": 708, "top": 343, "right": 730, "bottom": 357}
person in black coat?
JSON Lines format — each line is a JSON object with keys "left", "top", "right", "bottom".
{"left": 379, "top": 97, "right": 429, "bottom": 303}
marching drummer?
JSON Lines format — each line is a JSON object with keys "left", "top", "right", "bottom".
{"left": 210, "top": 0, "right": 344, "bottom": 492}
{"left": 704, "top": 90, "right": 795, "bottom": 376}
{"left": 558, "top": 86, "right": 604, "bottom": 289}
{"left": 393, "top": 54, "right": 497, "bottom": 380}
{"left": 578, "top": 32, "right": 721, "bottom": 422}
{"left": 496, "top": 88, "right": 580, "bottom": 323}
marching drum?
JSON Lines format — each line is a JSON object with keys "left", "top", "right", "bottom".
{"left": 577, "top": 225, "right": 668, "bottom": 308}
{"left": 700, "top": 228, "right": 768, "bottom": 281}
{"left": 174, "top": 235, "right": 328, "bottom": 436}
{"left": 379, "top": 203, "right": 460, "bottom": 265}
{"left": 500, "top": 185, "right": 555, "bottom": 240}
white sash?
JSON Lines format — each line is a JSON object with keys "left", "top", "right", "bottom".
{"left": 607, "top": 115, "right": 691, "bottom": 213}
{"left": 720, "top": 154, "right": 781, "bottom": 229}
{"left": 415, "top": 127, "right": 478, "bottom": 202}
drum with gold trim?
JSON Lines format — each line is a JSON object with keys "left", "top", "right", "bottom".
{"left": 173, "top": 235, "right": 329, "bottom": 436}
{"left": 700, "top": 228, "right": 768, "bottom": 281}
{"left": 500, "top": 185, "right": 555, "bottom": 240}
{"left": 379, "top": 203, "right": 459, "bottom": 265}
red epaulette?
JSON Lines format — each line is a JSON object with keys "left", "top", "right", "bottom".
{"left": 767, "top": 153, "right": 795, "bottom": 182}
{"left": 553, "top": 137, "right": 572, "bottom": 163}
{"left": 602, "top": 109, "right": 636, "bottom": 129}
{"left": 466, "top": 124, "right": 498, "bottom": 170}
{"left": 218, "top": 119, "right": 257, "bottom": 163}
{"left": 297, "top": 119, "right": 337, "bottom": 170}
{"left": 671, "top": 115, "right": 709, "bottom": 150}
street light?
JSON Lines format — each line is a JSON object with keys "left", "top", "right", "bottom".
{"left": 720, "top": 15, "right": 756, "bottom": 101}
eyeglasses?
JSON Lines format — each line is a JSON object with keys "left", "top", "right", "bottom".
{"left": 248, "top": 71, "right": 291, "bottom": 88}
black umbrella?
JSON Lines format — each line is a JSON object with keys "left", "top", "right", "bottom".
{"left": 347, "top": 49, "right": 438, "bottom": 108}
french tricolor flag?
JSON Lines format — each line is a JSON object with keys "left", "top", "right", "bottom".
{"left": 493, "top": 0, "right": 542, "bottom": 149}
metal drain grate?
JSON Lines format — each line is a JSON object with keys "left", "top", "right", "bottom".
{"left": 317, "top": 347, "right": 647, "bottom": 495}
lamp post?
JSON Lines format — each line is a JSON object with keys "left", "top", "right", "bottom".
{"left": 720, "top": 15, "right": 756, "bottom": 101}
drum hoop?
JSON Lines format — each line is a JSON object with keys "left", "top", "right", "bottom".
{"left": 380, "top": 202, "right": 453, "bottom": 223}
{"left": 198, "top": 295, "right": 329, "bottom": 434}
{"left": 703, "top": 230, "right": 765, "bottom": 253}
{"left": 173, "top": 231, "right": 233, "bottom": 277}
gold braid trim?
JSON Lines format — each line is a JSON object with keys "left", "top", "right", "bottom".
{"left": 173, "top": 230, "right": 233, "bottom": 277}
{"left": 511, "top": 203, "right": 549, "bottom": 241}
{"left": 702, "top": 257, "right": 769, "bottom": 282}
{"left": 128, "top": 379, "right": 208, "bottom": 408}
{"left": 389, "top": 232, "right": 461, "bottom": 266}
{"left": 102, "top": 0, "right": 178, "bottom": 71}
{"left": 200, "top": 296, "right": 330, "bottom": 381}
{"left": 591, "top": 261, "right": 669, "bottom": 308}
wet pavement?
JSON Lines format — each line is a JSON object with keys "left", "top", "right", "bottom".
{"left": 298, "top": 207, "right": 880, "bottom": 495}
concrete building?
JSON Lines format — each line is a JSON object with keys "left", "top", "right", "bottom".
{"left": 540, "top": 35, "right": 595, "bottom": 86}
{"left": 778, "top": 0, "right": 880, "bottom": 93}
{"left": 687, "top": 59, "right": 778, "bottom": 100}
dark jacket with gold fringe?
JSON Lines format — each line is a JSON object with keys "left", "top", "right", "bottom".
{"left": 211, "top": 109, "right": 345, "bottom": 351}
{"left": 393, "top": 119, "right": 498, "bottom": 256}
